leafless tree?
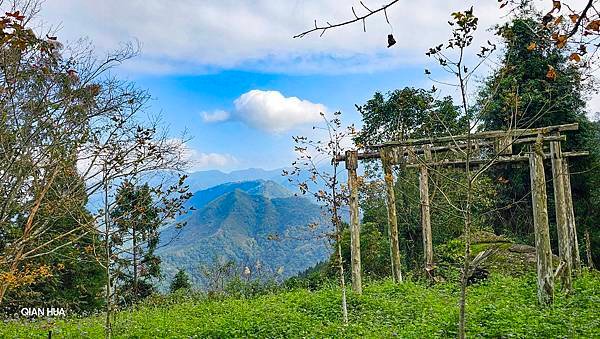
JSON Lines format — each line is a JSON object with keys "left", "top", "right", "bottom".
{"left": 285, "top": 112, "right": 354, "bottom": 324}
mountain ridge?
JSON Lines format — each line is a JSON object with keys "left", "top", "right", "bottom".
{"left": 157, "top": 180, "right": 331, "bottom": 288}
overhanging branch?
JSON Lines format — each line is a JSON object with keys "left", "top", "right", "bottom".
{"left": 293, "top": 0, "right": 400, "bottom": 38}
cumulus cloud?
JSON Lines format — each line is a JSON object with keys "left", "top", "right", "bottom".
{"left": 232, "top": 90, "right": 326, "bottom": 133}
{"left": 190, "top": 152, "right": 239, "bottom": 171}
{"left": 171, "top": 139, "right": 238, "bottom": 171}
{"left": 202, "top": 110, "right": 230, "bottom": 123}
{"left": 36, "top": 1, "right": 503, "bottom": 75}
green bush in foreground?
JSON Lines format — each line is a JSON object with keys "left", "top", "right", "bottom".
{"left": 2, "top": 272, "right": 599, "bottom": 338}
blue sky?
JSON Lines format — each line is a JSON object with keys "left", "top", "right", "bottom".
{"left": 131, "top": 68, "right": 427, "bottom": 170}
{"left": 37, "top": 1, "right": 597, "bottom": 172}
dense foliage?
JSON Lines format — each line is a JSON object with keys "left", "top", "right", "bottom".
{"left": 169, "top": 269, "right": 191, "bottom": 293}
{"left": 355, "top": 87, "right": 465, "bottom": 146}
{"left": 111, "top": 182, "right": 163, "bottom": 303}
{"left": 2, "top": 164, "right": 105, "bottom": 314}
{"left": 339, "top": 87, "right": 497, "bottom": 276}
{"left": 0, "top": 8, "right": 106, "bottom": 306}
{"left": 476, "top": 17, "right": 600, "bottom": 265}
{"left": 3, "top": 272, "right": 598, "bottom": 338}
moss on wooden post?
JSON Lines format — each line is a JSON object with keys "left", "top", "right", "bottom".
{"left": 562, "top": 160, "right": 581, "bottom": 271}
{"left": 380, "top": 147, "right": 403, "bottom": 283}
{"left": 550, "top": 139, "right": 572, "bottom": 291}
{"left": 420, "top": 145, "right": 433, "bottom": 273}
{"left": 529, "top": 137, "right": 554, "bottom": 305}
{"left": 346, "top": 150, "right": 362, "bottom": 294}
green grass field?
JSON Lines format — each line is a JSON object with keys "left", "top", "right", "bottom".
{"left": 2, "top": 272, "right": 599, "bottom": 338}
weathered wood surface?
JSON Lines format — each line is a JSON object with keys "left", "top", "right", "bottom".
{"left": 562, "top": 160, "right": 581, "bottom": 271}
{"left": 550, "top": 140, "right": 572, "bottom": 291}
{"left": 529, "top": 138, "right": 554, "bottom": 305}
{"left": 585, "top": 228, "right": 595, "bottom": 269}
{"left": 376, "top": 123, "right": 578, "bottom": 148}
{"left": 403, "top": 151, "right": 588, "bottom": 168}
{"left": 345, "top": 150, "right": 362, "bottom": 294}
{"left": 336, "top": 147, "right": 584, "bottom": 167}
{"left": 330, "top": 124, "right": 587, "bottom": 301}
{"left": 334, "top": 123, "right": 578, "bottom": 164}
{"left": 420, "top": 146, "right": 433, "bottom": 272}
{"left": 380, "top": 148, "right": 403, "bottom": 283}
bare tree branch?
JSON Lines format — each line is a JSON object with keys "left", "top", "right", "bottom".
{"left": 293, "top": 0, "right": 400, "bottom": 38}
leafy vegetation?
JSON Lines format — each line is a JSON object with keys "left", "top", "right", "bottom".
{"left": 111, "top": 182, "right": 163, "bottom": 303}
{"left": 477, "top": 18, "right": 600, "bottom": 264}
{"left": 1, "top": 1, "right": 599, "bottom": 338}
{"left": 169, "top": 269, "right": 191, "bottom": 293}
{"left": 2, "top": 271, "right": 598, "bottom": 338}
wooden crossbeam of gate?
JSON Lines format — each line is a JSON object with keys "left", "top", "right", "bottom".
{"left": 334, "top": 123, "right": 587, "bottom": 304}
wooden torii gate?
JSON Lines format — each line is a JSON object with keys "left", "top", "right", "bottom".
{"left": 336, "top": 123, "right": 587, "bottom": 304}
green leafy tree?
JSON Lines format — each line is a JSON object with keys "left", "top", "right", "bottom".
{"left": 2, "top": 160, "right": 105, "bottom": 314}
{"left": 353, "top": 88, "right": 494, "bottom": 272}
{"left": 355, "top": 87, "right": 465, "bottom": 146}
{"left": 0, "top": 5, "right": 102, "bottom": 302}
{"left": 170, "top": 269, "right": 191, "bottom": 293}
{"left": 111, "top": 181, "right": 162, "bottom": 303}
{"left": 477, "top": 17, "right": 600, "bottom": 265}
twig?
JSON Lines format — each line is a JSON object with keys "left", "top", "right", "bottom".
{"left": 566, "top": 0, "right": 594, "bottom": 39}
{"left": 294, "top": 0, "right": 400, "bottom": 38}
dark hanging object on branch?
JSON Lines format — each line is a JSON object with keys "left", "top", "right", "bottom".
{"left": 387, "top": 34, "right": 396, "bottom": 48}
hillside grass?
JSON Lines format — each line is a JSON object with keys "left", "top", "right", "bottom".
{"left": 2, "top": 271, "right": 599, "bottom": 338}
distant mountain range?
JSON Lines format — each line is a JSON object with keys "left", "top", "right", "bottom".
{"left": 87, "top": 165, "right": 347, "bottom": 211}
{"left": 184, "top": 168, "right": 287, "bottom": 192}
{"left": 184, "top": 166, "right": 348, "bottom": 195}
{"left": 157, "top": 180, "right": 332, "bottom": 288}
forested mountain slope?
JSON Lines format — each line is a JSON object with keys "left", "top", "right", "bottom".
{"left": 158, "top": 180, "right": 331, "bottom": 287}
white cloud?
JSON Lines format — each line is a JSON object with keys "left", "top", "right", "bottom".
{"left": 202, "top": 110, "right": 230, "bottom": 123}
{"left": 233, "top": 90, "right": 326, "bottom": 133}
{"left": 36, "top": 0, "right": 504, "bottom": 75}
{"left": 172, "top": 139, "right": 239, "bottom": 171}
{"left": 190, "top": 152, "right": 239, "bottom": 171}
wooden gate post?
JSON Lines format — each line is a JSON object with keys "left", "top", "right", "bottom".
{"left": 529, "top": 137, "right": 554, "bottom": 305}
{"left": 380, "top": 147, "right": 403, "bottom": 283}
{"left": 420, "top": 145, "right": 434, "bottom": 273}
{"left": 345, "top": 150, "right": 362, "bottom": 294}
{"left": 550, "top": 139, "right": 573, "bottom": 291}
{"left": 562, "top": 160, "right": 581, "bottom": 271}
